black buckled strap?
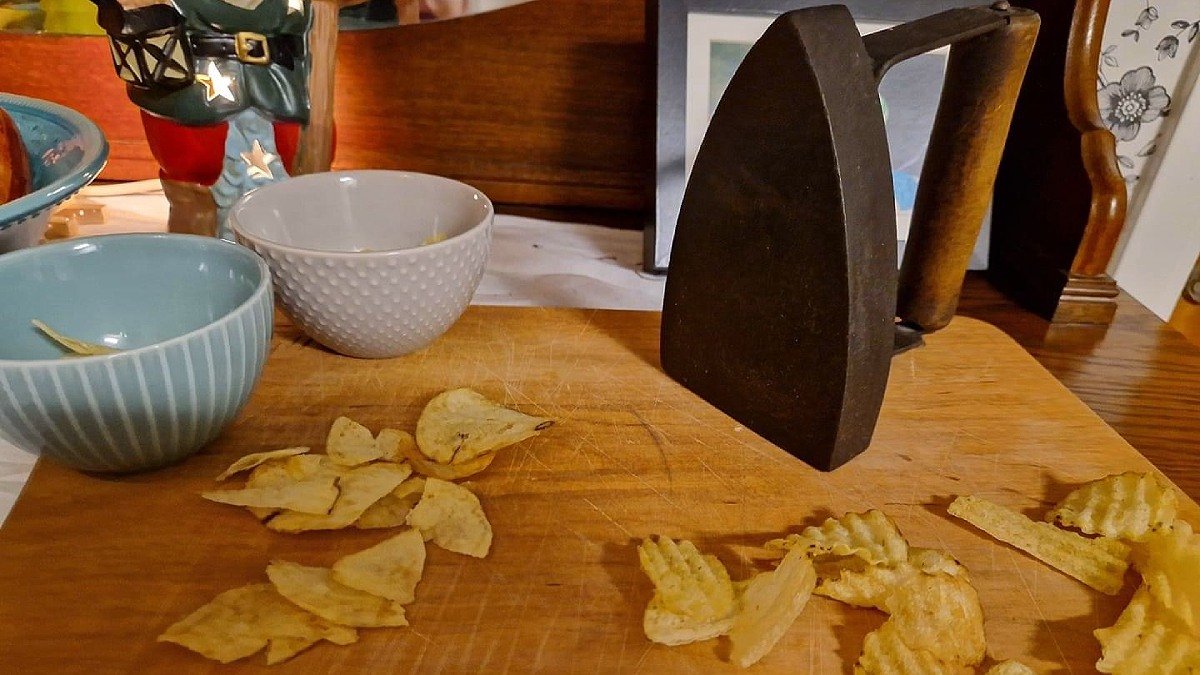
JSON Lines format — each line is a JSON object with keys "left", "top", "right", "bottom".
{"left": 189, "top": 32, "right": 300, "bottom": 69}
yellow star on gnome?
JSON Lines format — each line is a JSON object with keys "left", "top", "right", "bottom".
{"left": 194, "top": 62, "right": 235, "bottom": 103}
{"left": 240, "top": 140, "right": 278, "bottom": 181}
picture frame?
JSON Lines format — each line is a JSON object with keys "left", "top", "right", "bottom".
{"left": 646, "top": 0, "right": 986, "bottom": 273}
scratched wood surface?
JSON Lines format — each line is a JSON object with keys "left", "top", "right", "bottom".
{"left": 0, "top": 307, "right": 1195, "bottom": 673}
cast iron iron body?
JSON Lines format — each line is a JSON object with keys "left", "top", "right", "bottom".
{"left": 661, "top": 4, "right": 1039, "bottom": 471}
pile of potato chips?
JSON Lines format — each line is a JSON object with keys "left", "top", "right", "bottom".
{"left": 158, "top": 388, "right": 552, "bottom": 665}
{"left": 948, "top": 471, "right": 1199, "bottom": 672}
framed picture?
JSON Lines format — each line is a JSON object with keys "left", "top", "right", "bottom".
{"left": 647, "top": 0, "right": 988, "bottom": 273}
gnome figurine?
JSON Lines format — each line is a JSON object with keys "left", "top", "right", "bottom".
{"left": 92, "top": 0, "right": 338, "bottom": 238}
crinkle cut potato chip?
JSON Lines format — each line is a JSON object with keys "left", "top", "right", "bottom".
{"left": 1047, "top": 472, "right": 1178, "bottom": 542}
{"left": 158, "top": 583, "right": 358, "bottom": 665}
{"left": 327, "top": 416, "right": 385, "bottom": 466}
{"left": 767, "top": 510, "right": 908, "bottom": 565}
{"left": 268, "top": 462, "right": 411, "bottom": 533}
{"left": 1133, "top": 520, "right": 1200, "bottom": 630}
{"left": 815, "top": 547, "right": 968, "bottom": 611}
{"left": 405, "top": 478, "right": 493, "bottom": 557}
{"left": 855, "top": 621, "right": 962, "bottom": 675}
{"left": 356, "top": 477, "right": 427, "bottom": 530}
{"left": 728, "top": 546, "right": 817, "bottom": 668}
{"left": 1095, "top": 586, "right": 1200, "bottom": 673}
{"left": 638, "top": 537, "right": 736, "bottom": 623}
{"left": 882, "top": 573, "right": 985, "bottom": 667}
{"left": 216, "top": 447, "right": 310, "bottom": 481}
{"left": 267, "top": 561, "right": 408, "bottom": 628}
{"left": 948, "top": 495, "right": 1131, "bottom": 595}
{"left": 202, "top": 473, "right": 339, "bottom": 515}
{"left": 416, "top": 388, "right": 553, "bottom": 464}
{"left": 332, "top": 528, "right": 426, "bottom": 603}
{"left": 386, "top": 428, "right": 498, "bottom": 480}
{"left": 643, "top": 595, "right": 735, "bottom": 647}
{"left": 984, "top": 661, "right": 1036, "bottom": 675}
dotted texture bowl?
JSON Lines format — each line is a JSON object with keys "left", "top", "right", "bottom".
{"left": 0, "top": 235, "right": 273, "bottom": 473}
{"left": 230, "top": 171, "right": 493, "bottom": 359}
{"left": 0, "top": 94, "right": 108, "bottom": 253}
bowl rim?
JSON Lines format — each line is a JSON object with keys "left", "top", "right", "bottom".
{"left": 0, "top": 93, "right": 110, "bottom": 232}
{"left": 0, "top": 233, "right": 273, "bottom": 367}
{"left": 228, "top": 169, "right": 495, "bottom": 258}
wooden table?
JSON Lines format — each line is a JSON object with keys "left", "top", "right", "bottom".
{"left": 959, "top": 272, "right": 1200, "bottom": 498}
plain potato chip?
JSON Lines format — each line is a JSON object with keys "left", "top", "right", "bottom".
{"left": 268, "top": 463, "right": 411, "bottom": 533}
{"left": 984, "top": 661, "right": 1036, "bottom": 675}
{"left": 158, "top": 583, "right": 358, "bottom": 665}
{"left": 216, "top": 447, "right": 310, "bottom": 481}
{"left": 416, "top": 388, "right": 553, "bottom": 464}
{"left": 332, "top": 528, "right": 426, "bottom": 603}
{"left": 376, "top": 428, "right": 417, "bottom": 464}
{"left": 202, "top": 473, "right": 338, "bottom": 515}
{"left": 638, "top": 537, "right": 736, "bottom": 623}
{"left": 948, "top": 495, "right": 1130, "bottom": 595}
{"left": 32, "top": 319, "right": 118, "bottom": 356}
{"left": 356, "top": 477, "right": 427, "bottom": 530}
{"left": 327, "top": 417, "right": 384, "bottom": 467}
{"left": 767, "top": 510, "right": 908, "bottom": 566}
{"left": 267, "top": 561, "right": 408, "bottom": 628}
{"left": 855, "top": 621, "right": 962, "bottom": 675}
{"left": 1095, "top": 586, "right": 1200, "bottom": 673}
{"left": 242, "top": 455, "right": 332, "bottom": 520}
{"left": 386, "top": 427, "right": 498, "bottom": 480}
{"left": 405, "top": 478, "right": 493, "bottom": 557}
{"left": 728, "top": 546, "right": 817, "bottom": 668}
{"left": 1133, "top": 520, "right": 1200, "bottom": 630}
{"left": 883, "top": 573, "right": 985, "bottom": 667}
{"left": 1048, "top": 472, "right": 1178, "bottom": 542}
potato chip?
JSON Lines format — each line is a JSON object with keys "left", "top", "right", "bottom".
{"left": 32, "top": 319, "right": 118, "bottom": 356}
{"left": 815, "top": 547, "right": 967, "bottom": 610}
{"left": 767, "top": 510, "right": 908, "bottom": 565}
{"left": 356, "top": 477, "right": 427, "bottom": 530}
{"left": 882, "top": 573, "right": 985, "bottom": 666}
{"left": 948, "top": 495, "right": 1131, "bottom": 595}
{"left": 728, "top": 546, "right": 817, "bottom": 668}
{"left": 332, "top": 528, "right": 426, "bottom": 603}
{"left": 638, "top": 537, "right": 736, "bottom": 623}
{"left": 643, "top": 594, "right": 736, "bottom": 647}
{"left": 907, "top": 548, "right": 968, "bottom": 578}
{"left": 1133, "top": 520, "right": 1200, "bottom": 630}
{"left": 158, "top": 583, "right": 357, "bottom": 664}
{"left": 1048, "top": 472, "right": 1178, "bottom": 542}
{"left": 202, "top": 472, "right": 339, "bottom": 515}
{"left": 405, "top": 478, "right": 493, "bottom": 557}
{"left": 984, "top": 661, "right": 1036, "bottom": 675}
{"left": 385, "top": 427, "right": 498, "bottom": 480}
{"left": 242, "top": 455, "right": 331, "bottom": 520}
{"left": 326, "top": 416, "right": 384, "bottom": 466}
{"left": 416, "top": 388, "right": 553, "bottom": 464}
{"left": 855, "top": 621, "right": 962, "bottom": 675}
{"left": 267, "top": 561, "right": 408, "bottom": 628}
{"left": 268, "top": 463, "right": 411, "bottom": 533}
{"left": 216, "top": 447, "right": 310, "bottom": 481}
{"left": 1095, "top": 586, "right": 1200, "bottom": 673}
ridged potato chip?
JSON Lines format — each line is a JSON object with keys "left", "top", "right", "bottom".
{"left": 327, "top": 417, "right": 384, "bottom": 467}
{"left": 1048, "top": 472, "right": 1178, "bottom": 542}
{"left": 268, "top": 463, "right": 411, "bottom": 533}
{"left": 984, "top": 661, "right": 1035, "bottom": 675}
{"left": 883, "top": 573, "right": 985, "bottom": 667}
{"left": 405, "top": 478, "right": 493, "bottom": 557}
{"left": 267, "top": 561, "right": 408, "bottom": 628}
{"left": 643, "top": 595, "right": 735, "bottom": 647}
{"left": 356, "top": 477, "right": 426, "bottom": 530}
{"left": 416, "top": 388, "right": 553, "bottom": 464}
{"left": 816, "top": 547, "right": 968, "bottom": 610}
{"left": 767, "top": 510, "right": 908, "bottom": 565}
{"left": 332, "top": 528, "right": 426, "bottom": 603}
{"left": 728, "top": 546, "right": 817, "bottom": 668}
{"left": 384, "top": 427, "right": 498, "bottom": 480}
{"left": 855, "top": 622, "right": 962, "bottom": 675}
{"left": 216, "top": 448, "right": 310, "bottom": 481}
{"left": 202, "top": 472, "right": 338, "bottom": 515}
{"left": 158, "top": 583, "right": 358, "bottom": 665}
{"left": 948, "top": 495, "right": 1131, "bottom": 595}
{"left": 1095, "top": 586, "right": 1200, "bottom": 673}
{"left": 638, "top": 537, "right": 736, "bottom": 623}
{"left": 1133, "top": 519, "right": 1200, "bottom": 630}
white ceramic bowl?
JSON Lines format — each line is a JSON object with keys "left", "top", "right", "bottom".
{"left": 229, "top": 171, "right": 493, "bottom": 359}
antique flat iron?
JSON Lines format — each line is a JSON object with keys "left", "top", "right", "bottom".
{"left": 661, "top": 3, "right": 1039, "bottom": 470}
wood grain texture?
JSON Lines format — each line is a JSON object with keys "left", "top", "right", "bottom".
{"left": 0, "top": 0, "right": 651, "bottom": 209}
{"left": 0, "top": 306, "right": 1195, "bottom": 672}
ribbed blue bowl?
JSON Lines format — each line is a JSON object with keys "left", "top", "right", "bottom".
{"left": 0, "top": 234, "right": 273, "bottom": 473}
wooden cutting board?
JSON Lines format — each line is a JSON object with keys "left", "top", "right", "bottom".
{"left": 0, "top": 306, "right": 1195, "bottom": 673}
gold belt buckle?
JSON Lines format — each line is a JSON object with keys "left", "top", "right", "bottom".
{"left": 234, "top": 32, "right": 270, "bottom": 66}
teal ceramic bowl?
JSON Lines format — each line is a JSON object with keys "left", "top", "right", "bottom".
{"left": 0, "top": 93, "right": 109, "bottom": 253}
{"left": 0, "top": 234, "right": 273, "bottom": 472}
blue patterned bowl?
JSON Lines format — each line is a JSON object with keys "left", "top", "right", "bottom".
{"left": 0, "top": 234, "right": 273, "bottom": 473}
{"left": 0, "top": 93, "right": 109, "bottom": 253}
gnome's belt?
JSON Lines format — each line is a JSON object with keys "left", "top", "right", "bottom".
{"left": 189, "top": 32, "right": 301, "bottom": 69}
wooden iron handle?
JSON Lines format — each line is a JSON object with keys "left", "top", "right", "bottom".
{"left": 895, "top": 8, "right": 1039, "bottom": 332}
